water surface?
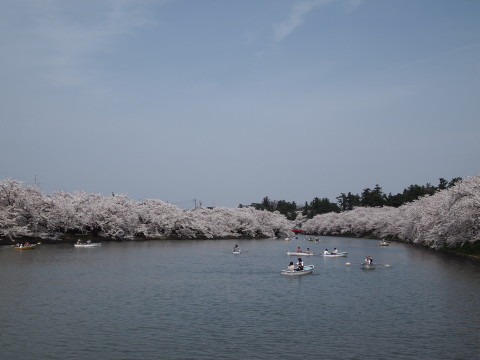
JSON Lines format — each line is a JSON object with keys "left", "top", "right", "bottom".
{"left": 1, "top": 237, "right": 479, "bottom": 359}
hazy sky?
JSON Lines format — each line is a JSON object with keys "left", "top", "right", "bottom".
{"left": 1, "top": 0, "right": 479, "bottom": 208}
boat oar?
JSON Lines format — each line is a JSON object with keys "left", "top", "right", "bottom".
{"left": 346, "top": 262, "right": 390, "bottom": 267}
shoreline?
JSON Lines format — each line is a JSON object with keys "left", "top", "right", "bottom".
{"left": 3, "top": 233, "right": 479, "bottom": 262}
{"left": 302, "top": 232, "right": 480, "bottom": 262}
{"left": 0, "top": 233, "right": 269, "bottom": 246}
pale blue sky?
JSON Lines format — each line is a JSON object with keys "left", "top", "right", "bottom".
{"left": 1, "top": 0, "right": 479, "bottom": 208}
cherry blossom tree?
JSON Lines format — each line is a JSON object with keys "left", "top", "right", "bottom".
{"left": 0, "top": 179, "right": 293, "bottom": 242}
{"left": 302, "top": 175, "right": 480, "bottom": 249}
{"left": 2, "top": 175, "right": 478, "bottom": 247}
{"left": 0, "top": 179, "right": 49, "bottom": 239}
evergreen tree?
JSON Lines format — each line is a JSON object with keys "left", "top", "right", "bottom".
{"left": 303, "top": 197, "right": 340, "bottom": 218}
{"left": 385, "top": 193, "right": 405, "bottom": 207}
{"left": 276, "top": 200, "right": 297, "bottom": 220}
{"left": 361, "top": 185, "right": 385, "bottom": 207}
{"left": 438, "top": 178, "right": 448, "bottom": 190}
{"left": 448, "top": 177, "right": 462, "bottom": 188}
{"left": 336, "top": 192, "right": 361, "bottom": 211}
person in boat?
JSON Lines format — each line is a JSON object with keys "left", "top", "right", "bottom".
{"left": 332, "top": 248, "right": 338, "bottom": 254}
{"left": 296, "top": 246, "right": 302, "bottom": 253}
{"left": 296, "top": 257, "right": 304, "bottom": 270}
{"left": 233, "top": 244, "right": 239, "bottom": 250}
{"left": 364, "top": 256, "right": 373, "bottom": 264}
{"left": 324, "top": 249, "right": 330, "bottom": 255}
{"left": 287, "top": 262, "right": 295, "bottom": 271}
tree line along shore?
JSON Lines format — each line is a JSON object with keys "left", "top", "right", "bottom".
{"left": 1, "top": 176, "right": 479, "bottom": 259}
{"left": 242, "top": 177, "right": 463, "bottom": 220}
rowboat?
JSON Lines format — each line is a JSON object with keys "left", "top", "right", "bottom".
{"left": 232, "top": 249, "right": 241, "bottom": 254}
{"left": 378, "top": 241, "right": 390, "bottom": 246}
{"left": 361, "top": 263, "right": 376, "bottom": 270}
{"left": 281, "top": 265, "right": 314, "bottom": 276}
{"left": 321, "top": 252, "right": 347, "bottom": 257}
{"left": 74, "top": 243, "right": 102, "bottom": 248}
{"left": 286, "top": 251, "right": 314, "bottom": 256}
{"left": 14, "top": 244, "right": 37, "bottom": 250}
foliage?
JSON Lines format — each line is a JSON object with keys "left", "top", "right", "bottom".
{"left": 249, "top": 196, "right": 298, "bottom": 220}
{"left": 336, "top": 192, "right": 361, "bottom": 211}
{"left": 245, "top": 177, "right": 464, "bottom": 219}
{"left": 0, "top": 179, "right": 293, "bottom": 241}
{"left": 301, "top": 175, "right": 480, "bottom": 249}
{"left": 2, "top": 175, "right": 478, "bottom": 249}
{"left": 248, "top": 196, "right": 338, "bottom": 219}
{"left": 302, "top": 197, "right": 340, "bottom": 218}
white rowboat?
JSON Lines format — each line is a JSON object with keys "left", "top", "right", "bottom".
{"left": 281, "top": 265, "right": 314, "bottom": 276}
{"left": 74, "top": 243, "right": 102, "bottom": 248}
{"left": 321, "top": 252, "right": 347, "bottom": 257}
{"left": 361, "top": 263, "right": 376, "bottom": 270}
{"left": 286, "top": 251, "right": 314, "bottom": 256}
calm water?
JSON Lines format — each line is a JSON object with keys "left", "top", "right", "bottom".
{"left": 1, "top": 236, "right": 479, "bottom": 360}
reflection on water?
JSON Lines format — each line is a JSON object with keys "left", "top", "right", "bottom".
{"left": 1, "top": 237, "right": 479, "bottom": 360}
